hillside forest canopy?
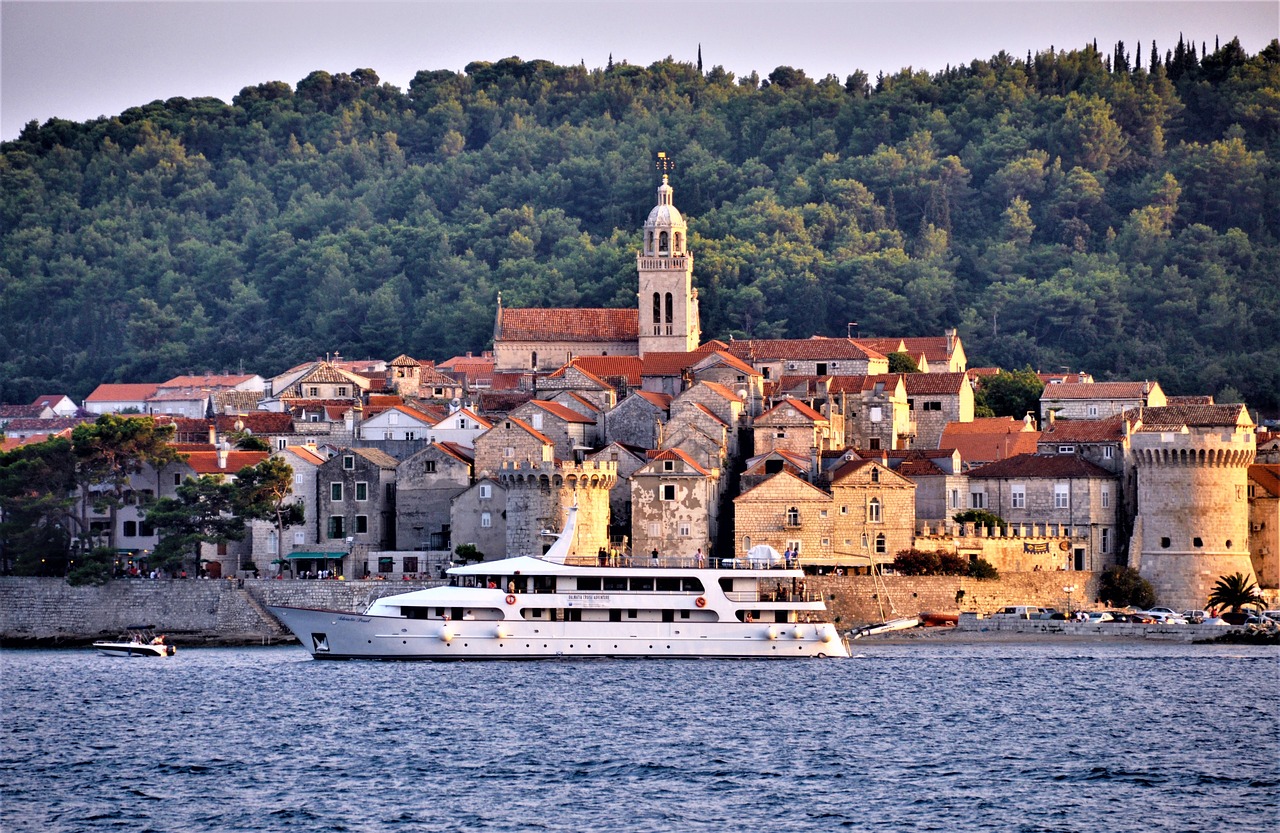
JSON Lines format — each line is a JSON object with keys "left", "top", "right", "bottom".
{"left": 2, "top": 38, "right": 1278, "bottom": 411}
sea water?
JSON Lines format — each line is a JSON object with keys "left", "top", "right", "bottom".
{"left": 1, "top": 642, "right": 1276, "bottom": 832}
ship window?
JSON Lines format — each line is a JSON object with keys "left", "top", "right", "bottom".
{"left": 681, "top": 610, "right": 690, "bottom": 619}
{"left": 567, "top": 610, "right": 582, "bottom": 622}
{"left": 631, "top": 578, "right": 654, "bottom": 592}
{"left": 609, "top": 610, "right": 622, "bottom": 622}
{"left": 603, "top": 577, "right": 627, "bottom": 591}
{"left": 662, "top": 610, "right": 675, "bottom": 623}
{"left": 577, "top": 577, "right": 602, "bottom": 591}
{"left": 682, "top": 578, "right": 704, "bottom": 593}
{"left": 656, "top": 578, "right": 681, "bottom": 592}
{"left": 627, "top": 609, "right": 638, "bottom": 619}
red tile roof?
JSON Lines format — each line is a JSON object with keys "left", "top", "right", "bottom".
{"left": 280, "top": 446, "right": 328, "bottom": 467}
{"left": 759, "top": 398, "right": 827, "bottom": 423}
{"left": 566, "top": 356, "right": 642, "bottom": 386}
{"left": 968, "top": 453, "right": 1115, "bottom": 480}
{"left": 505, "top": 416, "right": 556, "bottom": 447}
{"left": 633, "top": 391, "right": 672, "bottom": 410}
{"left": 1249, "top": 464, "right": 1280, "bottom": 498}
{"left": 899, "top": 371, "right": 970, "bottom": 395}
{"left": 1131, "top": 403, "right": 1252, "bottom": 430}
{"left": 526, "top": 400, "right": 596, "bottom": 424}
{"left": 160, "top": 374, "right": 256, "bottom": 389}
{"left": 647, "top": 447, "right": 713, "bottom": 477}
{"left": 85, "top": 383, "right": 161, "bottom": 402}
{"left": 182, "top": 450, "right": 271, "bottom": 474}
{"left": 1041, "top": 381, "right": 1157, "bottom": 400}
{"left": 1038, "top": 415, "right": 1126, "bottom": 443}
{"left": 940, "top": 418, "right": 1041, "bottom": 465}
{"left": 499, "top": 308, "right": 638, "bottom": 342}
{"left": 724, "top": 337, "right": 886, "bottom": 362}
{"left": 694, "top": 350, "right": 760, "bottom": 377}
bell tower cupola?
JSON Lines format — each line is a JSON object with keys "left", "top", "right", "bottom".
{"left": 637, "top": 157, "right": 700, "bottom": 355}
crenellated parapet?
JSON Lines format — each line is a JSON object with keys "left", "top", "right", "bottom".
{"left": 498, "top": 459, "right": 617, "bottom": 491}
{"left": 1131, "top": 446, "right": 1255, "bottom": 468}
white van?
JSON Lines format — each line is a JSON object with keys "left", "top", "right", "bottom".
{"left": 991, "top": 605, "right": 1042, "bottom": 619}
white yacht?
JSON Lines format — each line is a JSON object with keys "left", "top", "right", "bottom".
{"left": 268, "top": 509, "right": 848, "bottom": 660}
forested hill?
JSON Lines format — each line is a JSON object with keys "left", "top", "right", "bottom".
{"left": 2, "top": 40, "right": 1278, "bottom": 410}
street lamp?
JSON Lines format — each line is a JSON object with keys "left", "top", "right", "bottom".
{"left": 1063, "top": 584, "right": 1078, "bottom": 617}
{"left": 847, "top": 321, "right": 859, "bottom": 339}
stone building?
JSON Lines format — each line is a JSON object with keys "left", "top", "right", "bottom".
{"left": 1128, "top": 404, "right": 1256, "bottom": 610}
{"left": 753, "top": 398, "right": 835, "bottom": 457}
{"left": 723, "top": 337, "right": 890, "bottom": 381}
{"left": 740, "top": 449, "right": 813, "bottom": 492}
{"left": 733, "top": 472, "right": 833, "bottom": 564}
{"left": 901, "top": 371, "right": 974, "bottom": 449}
{"left": 1039, "top": 380, "right": 1166, "bottom": 423}
{"left": 314, "top": 447, "right": 401, "bottom": 574}
{"left": 603, "top": 390, "right": 670, "bottom": 450}
{"left": 966, "top": 453, "right": 1120, "bottom": 572}
{"left": 507, "top": 400, "right": 597, "bottom": 461}
{"left": 587, "top": 441, "right": 649, "bottom": 544}
{"left": 471, "top": 416, "right": 555, "bottom": 478}
{"left": 828, "top": 457, "right": 917, "bottom": 569}
{"left": 395, "top": 442, "right": 474, "bottom": 552}
{"left": 630, "top": 449, "right": 720, "bottom": 560}
{"left": 940, "top": 416, "right": 1041, "bottom": 470}
{"left": 450, "top": 477, "right": 507, "bottom": 562}
{"left": 831, "top": 375, "right": 912, "bottom": 451}
{"left": 1247, "top": 464, "right": 1280, "bottom": 590}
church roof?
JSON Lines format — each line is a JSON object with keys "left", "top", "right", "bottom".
{"left": 724, "top": 337, "right": 886, "bottom": 362}
{"left": 498, "top": 308, "right": 638, "bottom": 343}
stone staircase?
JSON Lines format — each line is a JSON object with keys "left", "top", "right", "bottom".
{"left": 236, "top": 586, "right": 290, "bottom": 642}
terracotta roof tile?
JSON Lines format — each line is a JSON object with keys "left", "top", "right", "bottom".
{"left": 633, "top": 391, "right": 672, "bottom": 410}
{"left": 182, "top": 450, "right": 271, "bottom": 474}
{"left": 527, "top": 400, "right": 596, "bottom": 424}
{"left": 1131, "top": 403, "right": 1251, "bottom": 429}
{"left": 1039, "top": 415, "right": 1126, "bottom": 444}
{"left": 968, "top": 453, "right": 1115, "bottom": 479}
{"left": 160, "top": 374, "right": 256, "bottom": 389}
{"left": 647, "top": 447, "right": 713, "bottom": 477}
{"left": 85, "top": 383, "right": 161, "bottom": 402}
{"left": 724, "top": 337, "right": 885, "bottom": 362}
{"left": 1041, "top": 381, "right": 1157, "bottom": 400}
{"left": 1249, "top": 464, "right": 1280, "bottom": 498}
{"left": 898, "top": 371, "right": 970, "bottom": 395}
{"left": 566, "top": 356, "right": 642, "bottom": 386}
{"left": 499, "top": 308, "right": 638, "bottom": 342}
{"left": 760, "top": 398, "right": 827, "bottom": 423}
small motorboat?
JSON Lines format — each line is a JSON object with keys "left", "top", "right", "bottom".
{"left": 93, "top": 627, "right": 176, "bottom": 657}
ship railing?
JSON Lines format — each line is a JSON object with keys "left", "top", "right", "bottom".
{"left": 725, "top": 588, "right": 821, "bottom": 603}
{"left": 563, "top": 555, "right": 797, "bottom": 570}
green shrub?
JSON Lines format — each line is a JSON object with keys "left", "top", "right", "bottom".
{"left": 1098, "top": 565, "right": 1155, "bottom": 608}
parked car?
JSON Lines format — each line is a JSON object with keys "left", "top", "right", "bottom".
{"left": 1182, "top": 609, "right": 1211, "bottom": 624}
{"left": 991, "top": 606, "right": 1043, "bottom": 619}
{"left": 1262, "top": 610, "right": 1280, "bottom": 624}
{"left": 1037, "top": 608, "right": 1065, "bottom": 620}
{"left": 1140, "top": 607, "right": 1188, "bottom": 624}
{"left": 1083, "top": 611, "right": 1114, "bottom": 623}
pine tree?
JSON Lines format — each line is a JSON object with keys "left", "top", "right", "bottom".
{"left": 1150, "top": 40, "right": 1160, "bottom": 70}
{"left": 607, "top": 53, "right": 614, "bottom": 71}
{"left": 697, "top": 44, "right": 703, "bottom": 74}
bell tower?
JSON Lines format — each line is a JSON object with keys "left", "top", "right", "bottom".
{"left": 637, "top": 154, "right": 700, "bottom": 355}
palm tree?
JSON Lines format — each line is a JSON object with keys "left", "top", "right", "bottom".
{"left": 1206, "top": 572, "right": 1264, "bottom": 616}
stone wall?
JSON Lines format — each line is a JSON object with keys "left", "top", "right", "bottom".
{"left": 1, "top": 571, "right": 1102, "bottom": 642}
{"left": 811, "top": 572, "right": 1102, "bottom": 627}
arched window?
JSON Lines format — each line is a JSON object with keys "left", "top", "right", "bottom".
{"left": 659, "top": 231, "right": 669, "bottom": 254}
{"left": 652, "top": 292, "right": 661, "bottom": 324}
{"left": 664, "top": 293, "right": 673, "bottom": 330}
{"left": 786, "top": 506, "right": 799, "bottom": 526}
{"left": 875, "top": 533, "right": 886, "bottom": 554}
{"left": 647, "top": 231, "right": 654, "bottom": 254}
{"left": 674, "top": 231, "right": 682, "bottom": 252}
{"left": 871, "top": 468, "right": 880, "bottom": 483}
{"left": 868, "top": 498, "right": 882, "bottom": 523}
{"left": 530, "top": 351, "right": 538, "bottom": 369}
{"left": 743, "top": 536, "right": 751, "bottom": 552}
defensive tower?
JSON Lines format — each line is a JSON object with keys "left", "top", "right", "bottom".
{"left": 1128, "top": 405, "right": 1256, "bottom": 610}
{"left": 498, "top": 460, "right": 617, "bottom": 561}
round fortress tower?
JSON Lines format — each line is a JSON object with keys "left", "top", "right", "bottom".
{"left": 499, "top": 460, "right": 616, "bottom": 561}
{"left": 1129, "top": 415, "right": 1256, "bottom": 611}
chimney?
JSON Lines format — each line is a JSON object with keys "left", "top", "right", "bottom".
{"left": 217, "top": 441, "right": 229, "bottom": 469}
{"left": 1048, "top": 410, "right": 1056, "bottom": 429}
{"left": 208, "top": 425, "right": 217, "bottom": 446}
{"left": 945, "top": 327, "right": 956, "bottom": 354}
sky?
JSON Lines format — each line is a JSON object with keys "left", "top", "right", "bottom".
{"left": 2, "top": 0, "right": 1276, "bottom": 141}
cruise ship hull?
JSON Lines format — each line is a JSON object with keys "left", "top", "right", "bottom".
{"left": 268, "top": 605, "right": 848, "bottom": 660}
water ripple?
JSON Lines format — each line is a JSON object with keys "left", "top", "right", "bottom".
{"left": 1, "top": 643, "right": 1277, "bottom": 832}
